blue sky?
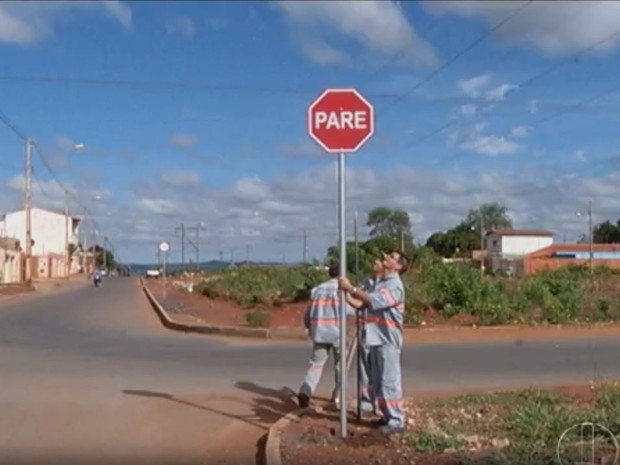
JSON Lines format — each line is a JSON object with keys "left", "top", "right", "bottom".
{"left": 1, "top": 1, "right": 620, "bottom": 264}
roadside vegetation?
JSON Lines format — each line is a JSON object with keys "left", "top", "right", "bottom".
{"left": 401, "top": 381, "right": 620, "bottom": 465}
{"left": 195, "top": 204, "right": 620, "bottom": 327}
{"left": 196, "top": 256, "right": 620, "bottom": 327}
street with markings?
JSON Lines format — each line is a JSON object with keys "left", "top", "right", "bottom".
{"left": 1, "top": 278, "right": 619, "bottom": 465}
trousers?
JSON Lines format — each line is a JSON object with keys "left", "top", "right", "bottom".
{"left": 359, "top": 342, "right": 375, "bottom": 412}
{"left": 369, "top": 344, "right": 405, "bottom": 428}
{"left": 299, "top": 342, "right": 342, "bottom": 400}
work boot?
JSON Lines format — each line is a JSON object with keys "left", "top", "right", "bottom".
{"left": 369, "top": 417, "right": 389, "bottom": 427}
{"left": 298, "top": 392, "right": 310, "bottom": 408}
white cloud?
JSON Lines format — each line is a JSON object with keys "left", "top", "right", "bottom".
{"left": 528, "top": 99, "right": 540, "bottom": 114}
{"left": 459, "top": 104, "right": 478, "bottom": 118}
{"left": 451, "top": 123, "right": 520, "bottom": 156}
{"left": 458, "top": 74, "right": 491, "bottom": 98}
{"left": 274, "top": 0, "right": 438, "bottom": 68}
{"left": 277, "top": 141, "right": 325, "bottom": 158}
{"left": 575, "top": 150, "right": 587, "bottom": 162}
{"left": 510, "top": 125, "right": 532, "bottom": 138}
{"left": 14, "top": 157, "right": 620, "bottom": 263}
{"left": 159, "top": 170, "right": 200, "bottom": 189}
{"left": 116, "top": 162, "right": 620, "bottom": 262}
{"left": 424, "top": 1, "right": 620, "bottom": 57}
{"left": 461, "top": 134, "right": 520, "bottom": 156}
{"left": 298, "top": 38, "right": 349, "bottom": 66}
{"left": 135, "top": 198, "right": 178, "bottom": 216}
{"left": 6, "top": 174, "right": 108, "bottom": 215}
{"left": 165, "top": 16, "right": 196, "bottom": 38}
{"left": 0, "top": 1, "right": 132, "bottom": 45}
{"left": 168, "top": 133, "right": 198, "bottom": 149}
{"left": 485, "top": 83, "right": 518, "bottom": 102}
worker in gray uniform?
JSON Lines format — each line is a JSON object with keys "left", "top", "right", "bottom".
{"left": 349, "top": 260, "right": 384, "bottom": 415}
{"left": 298, "top": 262, "right": 355, "bottom": 408}
{"left": 339, "top": 250, "right": 408, "bottom": 435}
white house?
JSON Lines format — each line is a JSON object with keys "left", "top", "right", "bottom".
{"left": 0, "top": 208, "right": 81, "bottom": 278}
{"left": 485, "top": 229, "right": 554, "bottom": 274}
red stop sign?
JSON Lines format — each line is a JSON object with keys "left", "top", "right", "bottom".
{"left": 307, "top": 88, "right": 374, "bottom": 153}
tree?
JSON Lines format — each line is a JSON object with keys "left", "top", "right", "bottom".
{"left": 593, "top": 219, "right": 620, "bottom": 243}
{"left": 326, "top": 242, "right": 374, "bottom": 278}
{"left": 324, "top": 207, "right": 417, "bottom": 278}
{"left": 366, "top": 207, "right": 412, "bottom": 239}
{"left": 462, "top": 202, "right": 513, "bottom": 233}
{"left": 90, "top": 245, "right": 116, "bottom": 269}
{"left": 425, "top": 202, "right": 513, "bottom": 257}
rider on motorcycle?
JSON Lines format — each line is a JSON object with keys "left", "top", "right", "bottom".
{"left": 92, "top": 269, "right": 102, "bottom": 285}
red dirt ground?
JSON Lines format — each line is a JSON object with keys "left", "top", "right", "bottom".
{"left": 280, "top": 385, "right": 599, "bottom": 465}
{"left": 145, "top": 279, "right": 310, "bottom": 329}
{"left": 143, "top": 278, "right": 620, "bottom": 343}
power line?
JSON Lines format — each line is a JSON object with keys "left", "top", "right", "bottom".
{"left": 0, "top": 108, "right": 27, "bottom": 142}
{"left": 435, "top": 75, "right": 620, "bottom": 168}
{"left": 398, "top": 25, "right": 620, "bottom": 156}
{"left": 381, "top": 0, "right": 534, "bottom": 112}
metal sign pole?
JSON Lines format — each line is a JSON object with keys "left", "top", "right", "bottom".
{"left": 338, "top": 152, "right": 347, "bottom": 439}
{"left": 354, "top": 210, "right": 361, "bottom": 421}
{"left": 163, "top": 250, "right": 168, "bottom": 300}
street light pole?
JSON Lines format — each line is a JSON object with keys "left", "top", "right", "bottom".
{"left": 24, "top": 138, "right": 33, "bottom": 284}
{"left": 588, "top": 199, "right": 593, "bottom": 276}
{"left": 65, "top": 190, "right": 70, "bottom": 279}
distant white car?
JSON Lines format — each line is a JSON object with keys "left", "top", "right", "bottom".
{"left": 145, "top": 269, "right": 161, "bottom": 278}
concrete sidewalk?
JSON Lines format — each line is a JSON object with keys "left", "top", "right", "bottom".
{"left": 0, "top": 275, "right": 91, "bottom": 307}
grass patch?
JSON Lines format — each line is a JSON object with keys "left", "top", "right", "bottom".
{"left": 402, "top": 381, "right": 620, "bottom": 464}
{"left": 244, "top": 310, "right": 271, "bottom": 328}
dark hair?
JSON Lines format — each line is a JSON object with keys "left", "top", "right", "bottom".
{"left": 328, "top": 262, "right": 340, "bottom": 278}
{"left": 396, "top": 252, "right": 409, "bottom": 275}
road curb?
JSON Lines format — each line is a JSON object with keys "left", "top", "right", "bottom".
{"left": 265, "top": 407, "right": 312, "bottom": 465}
{"left": 140, "top": 278, "right": 306, "bottom": 340}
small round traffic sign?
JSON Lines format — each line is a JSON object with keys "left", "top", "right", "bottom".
{"left": 159, "top": 241, "right": 169, "bottom": 253}
{"left": 308, "top": 88, "right": 374, "bottom": 153}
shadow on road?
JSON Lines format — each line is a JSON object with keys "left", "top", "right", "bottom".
{"left": 122, "top": 389, "right": 269, "bottom": 431}
{"left": 234, "top": 381, "right": 299, "bottom": 423}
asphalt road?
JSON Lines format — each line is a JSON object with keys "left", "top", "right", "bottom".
{"left": 1, "top": 278, "right": 620, "bottom": 465}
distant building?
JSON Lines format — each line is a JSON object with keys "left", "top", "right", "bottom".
{"left": 485, "top": 229, "right": 555, "bottom": 275}
{"left": 0, "top": 208, "right": 81, "bottom": 279}
{"left": 0, "top": 237, "right": 23, "bottom": 284}
{"left": 523, "top": 243, "right": 620, "bottom": 274}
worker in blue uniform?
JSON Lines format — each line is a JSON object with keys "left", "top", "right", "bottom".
{"left": 339, "top": 250, "right": 409, "bottom": 435}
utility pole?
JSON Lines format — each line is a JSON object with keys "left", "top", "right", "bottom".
{"left": 64, "top": 190, "right": 70, "bottom": 279}
{"left": 400, "top": 230, "right": 405, "bottom": 253}
{"left": 245, "top": 244, "right": 250, "bottom": 264}
{"left": 230, "top": 248, "right": 234, "bottom": 264}
{"left": 103, "top": 236, "right": 108, "bottom": 270}
{"left": 302, "top": 229, "right": 308, "bottom": 263}
{"left": 24, "top": 138, "right": 33, "bottom": 284}
{"left": 354, "top": 211, "right": 359, "bottom": 277}
{"left": 479, "top": 215, "right": 485, "bottom": 275}
{"left": 219, "top": 250, "right": 224, "bottom": 262}
{"left": 588, "top": 199, "right": 593, "bottom": 276}
{"left": 175, "top": 224, "right": 186, "bottom": 270}
{"left": 186, "top": 223, "right": 206, "bottom": 272}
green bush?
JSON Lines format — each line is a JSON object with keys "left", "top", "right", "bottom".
{"left": 245, "top": 310, "right": 271, "bottom": 328}
{"left": 199, "top": 264, "right": 329, "bottom": 308}
{"left": 198, "top": 250, "right": 620, "bottom": 327}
